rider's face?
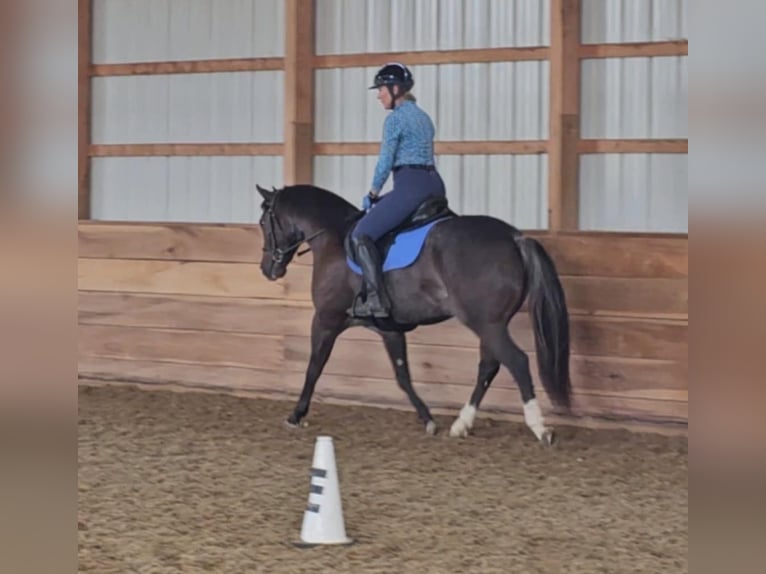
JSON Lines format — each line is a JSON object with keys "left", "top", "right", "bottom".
{"left": 377, "top": 86, "right": 395, "bottom": 109}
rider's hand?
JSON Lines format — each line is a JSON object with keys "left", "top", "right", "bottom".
{"left": 363, "top": 190, "right": 379, "bottom": 211}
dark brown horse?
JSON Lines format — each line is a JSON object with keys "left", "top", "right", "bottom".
{"left": 256, "top": 183, "right": 571, "bottom": 444}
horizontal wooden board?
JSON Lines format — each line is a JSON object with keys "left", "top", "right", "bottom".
{"left": 78, "top": 357, "right": 688, "bottom": 425}
{"left": 79, "top": 223, "right": 265, "bottom": 263}
{"left": 313, "top": 46, "right": 549, "bottom": 69}
{"left": 578, "top": 139, "right": 687, "bottom": 154}
{"left": 284, "top": 334, "right": 687, "bottom": 397}
{"left": 79, "top": 291, "right": 315, "bottom": 334}
{"left": 77, "top": 223, "right": 687, "bottom": 279}
{"left": 79, "top": 324, "right": 686, "bottom": 399}
{"left": 314, "top": 141, "right": 548, "bottom": 156}
{"left": 78, "top": 292, "right": 687, "bottom": 361}
{"left": 579, "top": 40, "right": 688, "bottom": 59}
{"left": 91, "top": 57, "right": 284, "bottom": 76}
{"left": 559, "top": 276, "right": 688, "bottom": 317}
{"left": 78, "top": 258, "right": 686, "bottom": 316}
{"left": 78, "top": 259, "right": 285, "bottom": 299}
{"left": 282, "top": 264, "right": 688, "bottom": 317}
{"left": 79, "top": 324, "right": 284, "bottom": 372}
{"left": 535, "top": 234, "right": 687, "bottom": 279}
{"left": 90, "top": 143, "right": 283, "bottom": 157}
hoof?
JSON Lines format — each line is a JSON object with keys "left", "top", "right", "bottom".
{"left": 449, "top": 418, "right": 470, "bottom": 438}
{"left": 425, "top": 420, "right": 438, "bottom": 436}
{"left": 541, "top": 428, "right": 555, "bottom": 446}
{"left": 284, "top": 417, "right": 308, "bottom": 430}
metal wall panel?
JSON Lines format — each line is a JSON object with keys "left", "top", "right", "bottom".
{"left": 579, "top": 153, "right": 687, "bottom": 232}
{"left": 581, "top": 56, "right": 687, "bottom": 139}
{"left": 315, "top": 0, "right": 549, "bottom": 54}
{"left": 313, "top": 154, "right": 548, "bottom": 230}
{"left": 91, "top": 71, "right": 284, "bottom": 144}
{"left": 92, "top": 0, "right": 285, "bottom": 63}
{"left": 582, "top": 0, "right": 687, "bottom": 43}
{"left": 579, "top": 54, "right": 687, "bottom": 232}
{"left": 315, "top": 62, "right": 549, "bottom": 142}
{"left": 91, "top": 156, "right": 283, "bottom": 223}
{"left": 579, "top": 0, "right": 687, "bottom": 232}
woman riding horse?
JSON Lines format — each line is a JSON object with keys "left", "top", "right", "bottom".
{"left": 350, "top": 63, "right": 447, "bottom": 318}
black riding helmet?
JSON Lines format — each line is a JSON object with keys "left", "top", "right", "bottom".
{"left": 369, "top": 62, "right": 414, "bottom": 109}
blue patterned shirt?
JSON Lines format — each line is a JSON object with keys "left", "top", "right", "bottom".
{"left": 370, "top": 100, "right": 436, "bottom": 192}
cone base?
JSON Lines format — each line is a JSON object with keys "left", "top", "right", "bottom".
{"left": 291, "top": 537, "right": 355, "bottom": 549}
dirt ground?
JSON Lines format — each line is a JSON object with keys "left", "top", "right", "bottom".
{"left": 78, "top": 384, "right": 687, "bottom": 574}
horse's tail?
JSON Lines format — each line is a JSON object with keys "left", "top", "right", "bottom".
{"left": 514, "top": 234, "right": 572, "bottom": 410}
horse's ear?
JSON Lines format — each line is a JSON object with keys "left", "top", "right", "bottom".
{"left": 255, "top": 184, "right": 275, "bottom": 201}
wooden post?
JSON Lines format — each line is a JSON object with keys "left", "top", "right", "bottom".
{"left": 284, "top": 0, "right": 315, "bottom": 185}
{"left": 548, "top": 0, "right": 581, "bottom": 231}
{"left": 78, "top": 0, "right": 92, "bottom": 219}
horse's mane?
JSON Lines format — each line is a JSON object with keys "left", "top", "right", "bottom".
{"left": 277, "top": 184, "right": 360, "bottom": 235}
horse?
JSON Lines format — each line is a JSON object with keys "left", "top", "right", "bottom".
{"left": 255, "top": 183, "right": 572, "bottom": 445}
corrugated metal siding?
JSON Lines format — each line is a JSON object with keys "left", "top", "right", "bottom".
{"left": 581, "top": 0, "right": 687, "bottom": 43}
{"left": 91, "top": 71, "right": 284, "bottom": 144}
{"left": 313, "top": 154, "right": 548, "bottom": 230}
{"left": 90, "top": 0, "right": 284, "bottom": 223}
{"left": 91, "top": 156, "right": 283, "bottom": 223}
{"left": 92, "top": 0, "right": 285, "bottom": 63}
{"left": 315, "top": 62, "right": 548, "bottom": 142}
{"left": 88, "top": 0, "right": 686, "bottom": 232}
{"left": 581, "top": 56, "right": 687, "bottom": 139}
{"left": 315, "top": 0, "right": 549, "bottom": 54}
{"left": 313, "top": 1, "right": 550, "bottom": 229}
{"left": 579, "top": 154, "right": 687, "bottom": 233}
{"left": 580, "top": 0, "right": 687, "bottom": 232}
{"left": 314, "top": 60, "right": 548, "bottom": 228}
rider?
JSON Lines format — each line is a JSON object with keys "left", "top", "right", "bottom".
{"left": 349, "top": 62, "right": 447, "bottom": 318}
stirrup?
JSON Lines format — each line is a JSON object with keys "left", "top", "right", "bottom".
{"left": 347, "top": 292, "right": 390, "bottom": 318}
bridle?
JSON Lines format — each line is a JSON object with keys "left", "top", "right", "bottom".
{"left": 262, "top": 200, "right": 328, "bottom": 265}
{"left": 261, "top": 189, "right": 365, "bottom": 268}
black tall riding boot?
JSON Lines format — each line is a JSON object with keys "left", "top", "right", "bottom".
{"left": 350, "top": 235, "right": 392, "bottom": 318}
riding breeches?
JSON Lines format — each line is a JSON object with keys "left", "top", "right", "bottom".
{"left": 352, "top": 166, "right": 446, "bottom": 242}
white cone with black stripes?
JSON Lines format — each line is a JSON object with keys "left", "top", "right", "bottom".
{"left": 298, "top": 436, "right": 353, "bottom": 546}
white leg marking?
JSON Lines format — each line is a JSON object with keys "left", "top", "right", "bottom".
{"left": 523, "top": 398, "right": 551, "bottom": 442}
{"left": 449, "top": 404, "right": 476, "bottom": 437}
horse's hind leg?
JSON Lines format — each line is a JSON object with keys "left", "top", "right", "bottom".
{"left": 379, "top": 331, "right": 437, "bottom": 435}
{"left": 482, "top": 324, "right": 554, "bottom": 445}
{"left": 449, "top": 343, "right": 500, "bottom": 437}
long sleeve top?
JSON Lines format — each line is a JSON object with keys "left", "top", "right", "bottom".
{"left": 370, "top": 100, "right": 436, "bottom": 192}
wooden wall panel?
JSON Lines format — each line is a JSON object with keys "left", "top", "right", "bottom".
{"left": 78, "top": 222, "right": 688, "bottom": 430}
{"left": 278, "top": 265, "right": 689, "bottom": 316}
{"left": 80, "top": 258, "right": 687, "bottom": 317}
{"left": 79, "top": 356, "right": 687, "bottom": 425}
{"left": 79, "top": 292, "right": 686, "bottom": 361}
{"left": 78, "top": 222, "right": 687, "bottom": 278}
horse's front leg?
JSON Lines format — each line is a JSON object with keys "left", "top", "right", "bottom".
{"left": 286, "top": 314, "right": 345, "bottom": 428}
{"left": 379, "top": 331, "right": 437, "bottom": 435}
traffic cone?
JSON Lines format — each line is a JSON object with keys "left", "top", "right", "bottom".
{"left": 296, "top": 436, "right": 354, "bottom": 547}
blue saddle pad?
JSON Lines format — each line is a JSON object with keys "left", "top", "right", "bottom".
{"left": 346, "top": 218, "right": 449, "bottom": 275}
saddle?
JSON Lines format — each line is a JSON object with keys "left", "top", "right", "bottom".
{"left": 344, "top": 195, "right": 453, "bottom": 266}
